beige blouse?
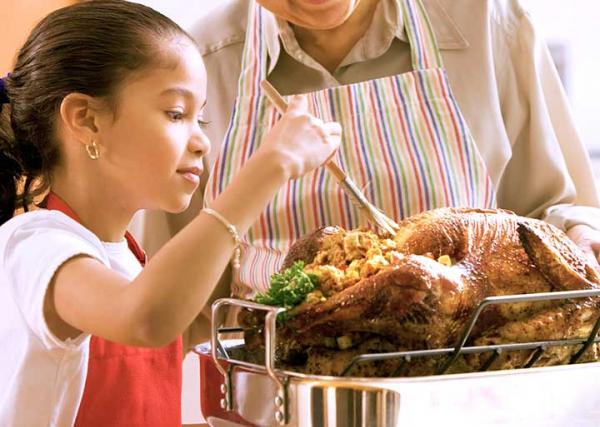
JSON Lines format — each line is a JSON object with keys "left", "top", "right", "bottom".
{"left": 136, "top": 0, "right": 600, "bottom": 258}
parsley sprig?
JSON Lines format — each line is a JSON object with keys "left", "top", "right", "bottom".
{"left": 255, "top": 261, "right": 319, "bottom": 312}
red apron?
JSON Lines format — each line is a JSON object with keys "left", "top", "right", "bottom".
{"left": 43, "top": 193, "right": 182, "bottom": 427}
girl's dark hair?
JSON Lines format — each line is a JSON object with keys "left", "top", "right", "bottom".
{"left": 0, "top": 0, "right": 194, "bottom": 225}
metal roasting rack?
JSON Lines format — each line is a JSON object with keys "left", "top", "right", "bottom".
{"left": 208, "top": 289, "right": 600, "bottom": 426}
{"left": 340, "top": 288, "right": 600, "bottom": 376}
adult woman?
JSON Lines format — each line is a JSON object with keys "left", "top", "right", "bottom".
{"left": 140, "top": 0, "right": 600, "bottom": 341}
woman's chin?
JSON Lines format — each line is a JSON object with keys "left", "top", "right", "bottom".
{"left": 291, "top": 2, "right": 354, "bottom": 30}
{"left": 293, "top": 13, "right": 349, "bottom": 30}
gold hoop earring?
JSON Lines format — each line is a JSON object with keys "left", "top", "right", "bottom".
{"left": 85, "top": 141, "right": 100, "bottom": 160}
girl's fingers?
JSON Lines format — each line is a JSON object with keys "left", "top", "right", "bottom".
{"left": 286, "top": 94, "right": 308, "bottom": 113}
{"left": 322, "top": 153, "right": 336, "bottom": 165}
{"left": 323, "top": 121, "right": 342, "bottom": 137}
{"left": 317, "top": 121, "right": 342, "bottom": 144}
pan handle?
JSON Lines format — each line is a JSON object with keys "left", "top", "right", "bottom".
{"left": 211, "top": 298, "right": 289, "bottom": 425}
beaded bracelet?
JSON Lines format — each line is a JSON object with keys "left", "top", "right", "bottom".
{"left": 202, "top": 207, "right": 241, "bottom": 269}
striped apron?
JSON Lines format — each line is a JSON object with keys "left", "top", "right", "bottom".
{"left": 205, "top": 0, "right": 496, "bottom": 299}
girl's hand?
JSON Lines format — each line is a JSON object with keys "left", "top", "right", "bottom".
{"left": 258, "top": 94, "right": 341, "bottom": 179}
{"left": 566, "top": 224, "right": 600, "bottom": 270}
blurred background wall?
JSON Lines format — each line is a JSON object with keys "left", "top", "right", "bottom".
{"left": 521, "top": 0, "right": 600, "bottom": 157}
{"left": 1, "top": 0, "right": 77, "bottom": 74}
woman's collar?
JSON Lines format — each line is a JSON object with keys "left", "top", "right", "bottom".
{"left": 262, "top": 0, "right": 469, "bottom": 76}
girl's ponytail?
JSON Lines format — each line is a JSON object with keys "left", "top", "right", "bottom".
{"left": 0, "top": 92, "right": 22, "bottom": 225}
{"left": 0, "top": 76, "right": 46, "bottom": 226}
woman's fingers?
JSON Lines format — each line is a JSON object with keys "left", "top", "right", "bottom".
{"left": 566, "top": 225, "right": 600, "bottom": 271}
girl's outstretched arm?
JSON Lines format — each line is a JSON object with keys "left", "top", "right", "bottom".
{"left": 50, "top": 95, "right": 341, "bottom": 347}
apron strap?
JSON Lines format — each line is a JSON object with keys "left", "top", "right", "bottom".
{"left": 236, "top": 1, "right": 269, "bottom": 96}
{"left": 42, "top": 192, "right": 147, "bottom": 266}
{"left": 214, "top": 0, "right": 270, "bottom": 198}
{"left": 400, "top": 0, "right": 444, "bottom": 70}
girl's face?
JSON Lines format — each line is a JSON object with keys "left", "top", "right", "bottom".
{"left": 96, "top": 38, "right": 210, "bottom": 213}
{"left": 257, "top": 0, "right": 362, "bottom": 30}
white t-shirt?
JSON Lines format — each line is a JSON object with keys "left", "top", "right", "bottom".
{"left": 0, "top": 210, "right": 143, "bottom": 427}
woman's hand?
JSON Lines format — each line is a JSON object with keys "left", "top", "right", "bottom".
{"left": 258, "top": 94, "right": 341, "bottom": 179}
{"left": 566, "top": 224, "right": 600, "bottom": 270}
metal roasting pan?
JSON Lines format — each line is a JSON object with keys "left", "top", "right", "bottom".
{"left": 195, "top": 291, "right": 600, "bottom": 427}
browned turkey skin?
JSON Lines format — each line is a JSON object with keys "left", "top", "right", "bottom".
{"left": 239, "top": 208, "right": 600, "bottom": 376}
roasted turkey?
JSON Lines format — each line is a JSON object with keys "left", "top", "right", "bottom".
{"left": 239, "top": 208, "right": 600, "bottom": 376}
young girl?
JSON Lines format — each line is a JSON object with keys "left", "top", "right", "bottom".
{"left": 0, "top": 1, "right": 340, "bottom": 426}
